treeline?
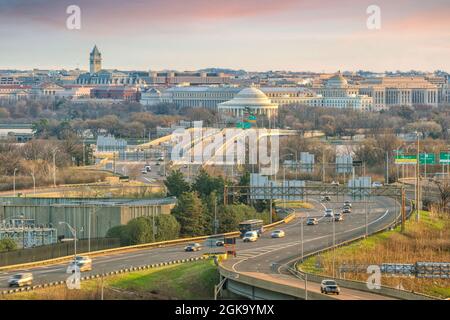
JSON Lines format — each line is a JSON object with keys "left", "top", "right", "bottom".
{"left": 105, "top": 169, "right": 275, "bottom": 246}
{"left": 0, "top": 99, "right": 218, "bottom": 139}
{"left": 279, "top": 104, "right": 450, "bottom": 140}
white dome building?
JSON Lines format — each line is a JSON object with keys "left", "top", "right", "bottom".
{"left": 217, "top": 87, "right": 278, "bottom": 118}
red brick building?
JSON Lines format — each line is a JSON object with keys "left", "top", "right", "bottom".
{"left": 90, "top": 86, "right": 140, "bottom": 102}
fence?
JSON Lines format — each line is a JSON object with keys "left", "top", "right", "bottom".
{"left": 0, "top": 238, "right": 120, "bottom": 267}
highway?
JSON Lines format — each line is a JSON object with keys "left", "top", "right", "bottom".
{"left": 0, "top": 195, "right": 401, "bottom": 301}
{"left": 222, "top": 195, "right": 400, "bottom": 300}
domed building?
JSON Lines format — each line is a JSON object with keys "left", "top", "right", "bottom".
{"left": 218, "top": 87, "right": 278, "bottom": 119}
{"left": 313, "top": 71, "right": 373, "bottom": 110}
{"left": 326, "top": 72, "right": 349, "bottom": 88}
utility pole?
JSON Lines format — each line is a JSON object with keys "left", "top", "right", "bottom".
{"left": 214, "top": 195, "right": 218, "bottom": 235}
{"left": 401, "top": 187, "right": 406, "bottom": 233}
{"left": 13, "top": 168, "right": 18, "bottom": 197}
{"left": 386, "top": 151, "right": 389, "bottom": 184}
{"left": 30, "top": 171, "right": 36, "bottom": 196}
{"left": 301, "top": 216, "right": 304, "bottom": 262}
{"left": 416, "top": 132, "right": 420, "bottom": 222}
{"left": 332, "top": 216, "right": 336, "bottom": 278}
{"left": 52, "top": 148, "right": 58, "bottom": 188}
{"left": 322, "top": 146, "right": 326, "bottom": 183}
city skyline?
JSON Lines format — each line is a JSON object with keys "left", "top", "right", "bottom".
{"left": 0, "top": 0, "right": 450, "bottom": 72}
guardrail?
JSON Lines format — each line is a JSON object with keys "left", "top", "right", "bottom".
{"left": 0, "top": 214, "right": 295, "bottom": 272}
{"left": 218, "top": 263, "right": 332, "bottom": 300}
{"left": 1, "top": 256, "right": 210, "bottom": 296}
{"left": 292, "top": 203, "right": 438, "bottom": 300}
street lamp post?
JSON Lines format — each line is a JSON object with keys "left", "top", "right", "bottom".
{"left": 13, "top": 168, "right": 18, "bottom": 197}
{"left": 52, "top": 148, "right": 58, "bottom": 188}
{"left": 301, "top": 216, "right": 304, "bottom": 262}
{"left": 59, "top": 221, "right": 77, "bottom": 259}
{"left": 415, "top": 132, "right": 420, "bottom": 222}
{"left": 19, "top": 214, "right": 25, "bottom": 249}
{"left": 30, "top": 172, "right": 36, "bottom": 196}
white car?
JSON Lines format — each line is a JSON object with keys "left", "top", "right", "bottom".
{"left": 324, "top": 209, "right": 334, "bottom": 217}
{"left": 8, "top": 273, "right": 33, "bottom": 287}
{"left": 321, "top": 279, "right": 340, "bottom": 295}
{"left": 271, "top": 230, "right": 285, "bottom": 238}
{"left": 372, "top": 182, "right": 383, "bottom": 188}
{"left": 243, "top": 231, "right": 258, "bottom": 242}
{"left": 66, "top": 256, "right": 92, "bottom": 273}
{"left": 331, "top": 181, "right": 340, "bottom": 186}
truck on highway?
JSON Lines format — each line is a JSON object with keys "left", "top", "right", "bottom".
{"left": 239, "top": 219, "right": 264, "bottom": 238}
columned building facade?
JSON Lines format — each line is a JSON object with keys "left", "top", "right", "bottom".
{"left": 218, "top": 87, "right": 278, "bottom": 119}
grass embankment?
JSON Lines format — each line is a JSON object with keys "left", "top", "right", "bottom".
{"left": 300, "top": 210, "right": 450, "bottom": 299}
{"left": 0, "top": 168, "right": 113, "bottom": 192}
{"left": 274, "top": 200, "right": 314, "bottom": 209}
{"left": 2, "top": 260, "right": 218, "bottom": 300}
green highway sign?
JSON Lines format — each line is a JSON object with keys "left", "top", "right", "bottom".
{"left": 395, "top": 154, "right": 417, "bottom": 165}
{"left": 419, "top": 153, "right": 436, "bottom": 165}
{"left": 236, "top": 122, "right": 252, "bottom": 129}
{"left": 440, "top": 152, "right": 450, "bottom": 164}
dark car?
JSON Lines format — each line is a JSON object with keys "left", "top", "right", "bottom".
{"left": 184, "top": 243, "right": 202, "bottom": 252}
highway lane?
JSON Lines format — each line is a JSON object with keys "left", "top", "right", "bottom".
{"left": 0, "top": 195, "right": 400, "bottom": 300}
{"left": 230, "top": 196, "right": 398, "bottom": 274}
{"left": 0, "top": 243, "right": 206, "bottom": 290}
{"left": 223, "top": 195, "right": 401, "bottom": 300}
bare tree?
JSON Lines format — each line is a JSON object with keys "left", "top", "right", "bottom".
{"left": 432, "top": 179, "right": 450, "bottom": 214}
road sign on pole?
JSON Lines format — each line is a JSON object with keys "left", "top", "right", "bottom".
{"left": 439, "top": 152, "right": 450, "bottom": 164}
{"left": 419, "top": 153, "right": 436, "bottom": 165}
{"left": 395, "top": 154, "right": 417, "bottom": 165}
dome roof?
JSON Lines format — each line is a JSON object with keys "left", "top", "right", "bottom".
{"left": 326, "top": 72, "right": 348, "bottom": 88}
{"left": 219, "top": 87, "right": 276, "bottom": 107}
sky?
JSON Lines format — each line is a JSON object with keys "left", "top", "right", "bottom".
{"left": 0, "top": 0, "right": 449, "bottom": 72}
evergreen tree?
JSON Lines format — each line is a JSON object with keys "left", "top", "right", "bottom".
{"left": 171, "top": 191, "right": 206, "bottom": 236}
{"left": 164, "top": 169, "right": 190, "bottom": 198}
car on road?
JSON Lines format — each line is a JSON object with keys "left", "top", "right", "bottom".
{"left": 271, "top": 230, "right": 285, "bottom": 238}
{"left": 243, "top": 231, "right": 258, "bottom": 242}
{"left": 144, "top": 165, "right": 152, "bottom": 172}
{"left": 8, "top": 273, "right": 33, "bottom": 287}
{"left": 184, "top": 243, "right": 202, "bottom": 252}
{"left": 324, "top": 209, "right": 334, "bottom": 217}
{"left": 321, "top": 196, "right": 331, "bottom": 202}
{"left": 342, "top": 207, "right": 351, "bottom": 214}
{"left": 66, "top": 256, "right": 92, "bottom": 273}
{"left": 320, "top": 279, "right": 340, "bottom": 295}
{"left": 334, "top": 213, "right": 344, "bottom": 221}
{"left": 372, "top": 181, "right": 383, "bottom": 188}
{"left": 215, "top": 240, "right": 224, "bottom": 247}
{"left": 344, "top": 201, "right": 352, "bottom": 208}
{"left": 306, "top": 217, "right": 318, "bottom": 225}
{"left": 331, "top": 181, "right": 340, "bottom": 186}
